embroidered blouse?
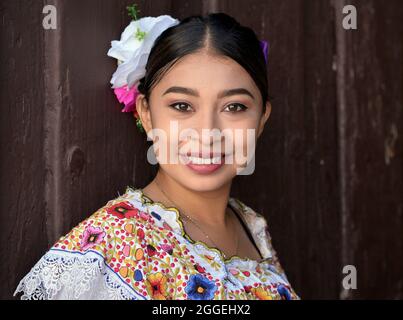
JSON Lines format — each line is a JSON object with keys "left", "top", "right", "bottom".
{"left": 14, "top": 186, "right": 300, "bottom": 300}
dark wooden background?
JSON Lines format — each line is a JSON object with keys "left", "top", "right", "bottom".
{"left": 1, "top": 0, "right": 402, "bottom": 299}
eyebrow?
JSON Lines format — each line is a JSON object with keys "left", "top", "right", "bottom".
{"left": 162, "top": 86, "right": 256, "bottom": 100}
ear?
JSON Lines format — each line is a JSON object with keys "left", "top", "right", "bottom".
{"left": 257, "top": 100, "right": 272, "bottom": 138}
{"left": 135, "top": 94, "right": 153, "bottom": 136}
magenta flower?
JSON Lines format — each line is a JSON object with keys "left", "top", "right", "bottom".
{"left": 113, "top": 85, "right": 140, "bottom": 114}
{"left": 80, "top": 225, "right": 106, "bottom": 251}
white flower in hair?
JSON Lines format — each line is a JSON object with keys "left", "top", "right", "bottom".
{"left": 108, "top": 12, "right": 179, "bottom": 89}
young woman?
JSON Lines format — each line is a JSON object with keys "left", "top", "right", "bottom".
{"left": 14, "top": 12, "right": 300, "bottom": 300}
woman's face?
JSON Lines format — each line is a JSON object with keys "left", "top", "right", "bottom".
{"left": 137, "top": 50, "right": 271, "bottom": 192}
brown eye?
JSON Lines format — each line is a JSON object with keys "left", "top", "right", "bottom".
{"left": 169, "top": 102, "right": 193, "bottom": 112}
{"left": 224, "top": 103, "right": 248, "bottom": 112}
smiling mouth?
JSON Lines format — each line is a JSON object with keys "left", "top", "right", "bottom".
{"left": 179, "top": 152, "right": 227, "bottom": 165}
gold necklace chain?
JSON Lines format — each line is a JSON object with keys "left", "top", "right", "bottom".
{"left": 154, "top": 179, "right": 240, "bottom": 259}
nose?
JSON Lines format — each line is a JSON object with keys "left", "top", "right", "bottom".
{"left": 196, "top": 108, "right": 223, "bottom": 146}
{"left": 197, "top": 107, "right": 217, "bottom": 130}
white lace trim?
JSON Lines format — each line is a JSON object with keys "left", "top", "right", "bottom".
{"left": 13, "top": 249, "right": 147, "bottom": 300}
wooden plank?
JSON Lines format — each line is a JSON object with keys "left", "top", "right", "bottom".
{"left": 0, "top": 0, "right": 48, "bottom": 299}
{"left": 335, "top": 0, "right": 403, "bottom": 299}
{"left": 301, "top": 0, "right": 342, "bottom": 299}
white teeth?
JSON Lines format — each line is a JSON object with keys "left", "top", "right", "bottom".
{"left": 212, "top": 157, "right": 221, "bottom": 164}
{"left": 187, "top": 156, "right": 222, "bottom": 165}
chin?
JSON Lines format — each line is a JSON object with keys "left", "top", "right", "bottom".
{"left": 174, "top": 164, "right": 237, "bottom": 192}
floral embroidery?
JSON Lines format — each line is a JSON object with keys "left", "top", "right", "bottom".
{"left": 201, "top": 254, "right": 222, "bottom": 271}
{"left": 145, "top": 272, "right": 169, "bottom": 300}
{"left": 107, "top": 201, "right": 138, "bottom": 219}
{"left": 160, "top": 244, "right": 174, "bottom": 255}
{"left": 185, "top": 274, "right": 217, "bottom": 300}
{"left": 107, "top": 201, "right": 150, "bottom": 221}
{"left": 251, "top": 286, "right": 274, "bottom": 300}
{"left": 194, "top": 263, "right": 206, "bottom": 273}
{"left": 277, "top": 284, "right": 292, "bottom": 300}
{"left": 80, "top": 225, "right": 106, "bottom": 251}
{"left": 14, "top": 186, "right": 301, "bottom": 300}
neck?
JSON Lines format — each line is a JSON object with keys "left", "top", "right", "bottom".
{"left": 144, "top": 170, "right": 232, "bottom": 228}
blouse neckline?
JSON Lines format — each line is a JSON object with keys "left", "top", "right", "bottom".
{"left": 124, "top": 186, "right": 271, "bottom": 265}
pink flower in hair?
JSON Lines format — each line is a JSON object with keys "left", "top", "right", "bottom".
{"left": 113, "top": 85, "right": 140, "bottom": 115}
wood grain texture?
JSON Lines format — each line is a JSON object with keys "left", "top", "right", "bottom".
{"left": 335, "top": 0, "right": 403, "bottom": 299}
{"left": 0, "top": 0, "right": 48, "bottom": 300}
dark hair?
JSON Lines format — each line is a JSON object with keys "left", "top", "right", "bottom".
{"left": 137, "top": 12, "right": 269, "bottom": 114}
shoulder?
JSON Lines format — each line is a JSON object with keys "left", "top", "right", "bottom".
{"left": 13, "top": 187, "right": 157, "bottom": 300}
{"left": 230, "top": 197, "right": 291, "bottom": 282}
{"left": 52, "top": 190, "right": 154, "bottom": 256}
{"left": 229, "top": 197, "right": 269, "bottom": 238}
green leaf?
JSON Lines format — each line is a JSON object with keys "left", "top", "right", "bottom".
{"left": 127, "top": 3, "right": 140, "bottom": 21}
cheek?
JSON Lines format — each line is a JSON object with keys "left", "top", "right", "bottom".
{"left": 222, "top": 115, "right": 260, "bottom": 143}
{"left": 221, "top": 109, "right": 261, "bottom": 127}
{"left": 232, "top": 127, "right": 257, "bottom": 154}
{"left": 150, "top": 111, "right": 171, "bottom": 130}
